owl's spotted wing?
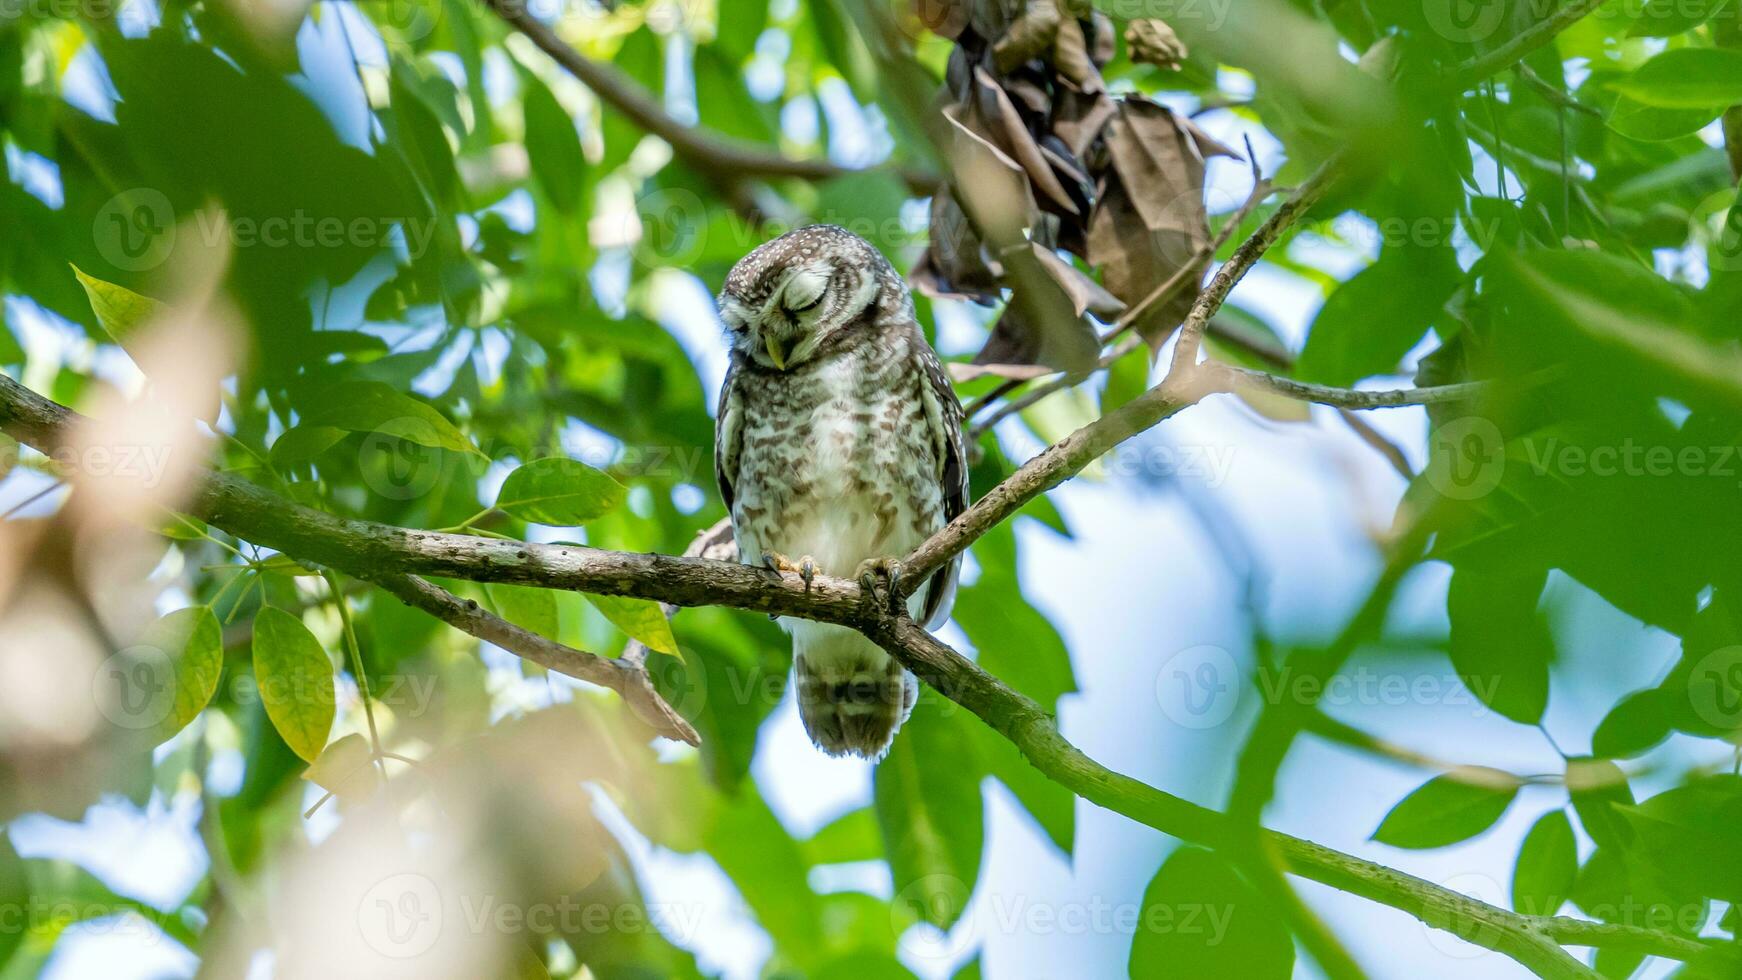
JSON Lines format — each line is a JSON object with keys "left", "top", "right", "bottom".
{"left": 914, "top": 339, "right": 969, "bottom": 630}
{"left": 714, "top": 359, "right": 743, "bottom": 515}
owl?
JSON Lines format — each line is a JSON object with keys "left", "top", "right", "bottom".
{"left": 714, "top": 225, "right": 968, "bottom": 759}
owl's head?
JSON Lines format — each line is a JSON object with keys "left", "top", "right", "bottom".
{"left": 716, "top": 225, "right": 893, "bottom": 371}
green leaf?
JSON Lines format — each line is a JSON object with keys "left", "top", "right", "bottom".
{"left": 1628, "top": 0, "right": 1734, "bottom": 36}
{"left": 1128, "top": 847, "right": 1293, "bottom": 978}
{"left": 1372, "top": 769, "right": 1520, "bottom": 848}
{"left": 1614, "top": 49, "right": 1742, "bottom": 109}
{"left": 495, "top": 456, "right": 627, "bottom": 524}
{"left": 1567, "top": 758, "right": 1635, "bottom": 851}
{"left": 584, "top": 592, "right": 679, "bottom": 657}
{"left": 1614, "top": 776, "right": 1742, "bottom": 902}
{"left": 251, "top": 606, "right": 336, "bottom": 763}
{"left": 875, "top": 698, "right": 985, "bottom": 929}
{"left": 974, "top": 719, "right": 1073, "bottom": 856}
{"left": 300, "top": 380, "right": 479, "bottom": 456}
{"left": 486, "top": 582, "right": 561, "bottom": 640}
{"left": 1446, "top": 563, "right": 1552, "bottom": 724}
{"left": 1606, "top": 95, "right": 1720, "bottom": 141}
{"left": 1512, "top": 810, "right": 1577, "bottom": 916}
{"left": 269, "top": 424, "right": 347, "bottom": 469}
{"left": 71, "top": 264, "right": 166, "bottom": 347}
{"left": 714, "top": 0, "right": 769, "bottom": 61}
{"left": 519, "top": 67, "right": 588, "bottom": 214}
{"left": 0, "top": 832, "right": 28, "bottom": 969}
{"left": 801, "top": 806, "right": 883, "bottom": 865}
{"left": 1295, "top": 243, "right": 1460, "bottom": 387}
{"left": 142, "top": 606, "right": 224, "bottom": 740}
{"left": 301, "top": 732, "right": 380, "bottom": 804}
{"left": 1591, "top": 688, "right": 1678, "bottom": 758}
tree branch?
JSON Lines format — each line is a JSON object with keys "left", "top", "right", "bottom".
{"left": 0, "top": 373, "right": 1709, "bottom": 976}
{"left": 374, "top": 571, "right": 699, "bottom": 745}
{"left": 1450, "top": 0, "right": 1610, "bottom": 90}
{"left": 1216, "top": 364, "right": 1495, "bottom": 409}
{"left": 478, "top": 0, "right": 937, "bottom": 193}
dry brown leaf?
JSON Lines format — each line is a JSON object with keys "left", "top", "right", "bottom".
{"left": 1125, "top": 19, "right": 1188, "bottom": 71}
{"left": 1051, "top": 89, "right": 1117, "bottom": 160}
{"left": 912, "top": 189, "right": 1001, "bottom": 303}
{"left": 969, "top": 67, "right": 1080, "bottom": 218}
{"left": 991, "top": 0, "right": 1060, "bottom": 72}
{"left": 1087, "top": 10, "right": 1116, "bottom": 66}
{"left": 1088, "top": 176, "right": 1205, "bottom": 351}
{"left": 1051, "top": 15, "right": 1104, "bottom": 94}
{"left": 1030, "top": 244, "right": 1124, "bottom": 318}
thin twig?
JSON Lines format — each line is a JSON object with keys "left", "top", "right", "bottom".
{"left": 477, "top": 0, "right": 937, "bottom": 193}
{"left": 1450, "top": 0, "right": 1610, "bottom": 89}
{"left": 1337, "top": 410, "right": 1414, "bottom": 479}
{"left": 1217, "top": 365, "right": 1495, "bottom": 409}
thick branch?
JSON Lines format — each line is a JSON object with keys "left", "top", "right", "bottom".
{"left": 0, "top": 373, "right": 1706, "bottom": 975}
{"left": 479, "top": 0, "right": 936, "bottom": 193}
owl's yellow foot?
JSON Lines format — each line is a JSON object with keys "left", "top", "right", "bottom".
{"left": 855, "top": 557, "right": 904, "bottom": 615}
{"left": 761, "top": 551, "right": 818, "bottom": 593}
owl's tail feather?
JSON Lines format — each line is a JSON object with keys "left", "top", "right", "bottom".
{"left": 792, "top": 623, "right": 916, "bottom": 759}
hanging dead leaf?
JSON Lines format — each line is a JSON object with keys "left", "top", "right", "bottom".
{"left": 1126, "top": 19, "right": 1189, "bottom": 71}
{"left": 912, "top": 189, "right": 1001, "bottom": 303}
{"left": 1051, "top": 15, "right": 1104, "bottom": 94}
{"left": 1031, "top": 245, "right": 1124, "bottom": 319}
{"left": 1051, "top": 89, "right": 1117, "bottom": 160}
{"left": 968, "top": 68, "right": 1080, "bottom": 218}
{"left": 1088, "top": 176, "right": 1204, "bottom": 351}
{"left": 991, "top": 0, "right": 1060, "bottom": 72}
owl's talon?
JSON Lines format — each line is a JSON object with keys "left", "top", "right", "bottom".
{"left": 761, "top": 551, "right": 817, "bottom": 593}
{"left": 855, "top": 557, "right": 904, "bottom": 615}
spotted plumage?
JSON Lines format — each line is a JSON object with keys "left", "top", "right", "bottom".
{"left": 714, "top": 225, "right": 968, "bottom": 758}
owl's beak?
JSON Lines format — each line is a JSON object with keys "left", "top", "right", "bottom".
{"left": 764, "top": 332, "right": 788, "bottom": 370}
